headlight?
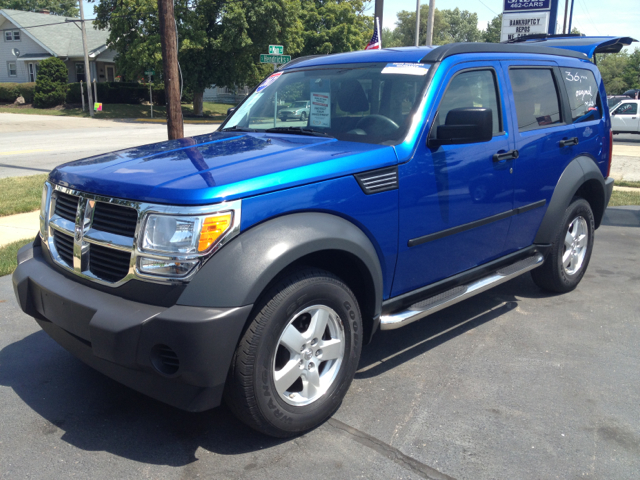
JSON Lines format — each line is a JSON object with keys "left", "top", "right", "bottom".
{"left": 141, "top": 212, "right": 233, "bottom": 254}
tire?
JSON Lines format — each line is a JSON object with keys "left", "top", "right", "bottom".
{"left": 532, "top": 198, "right": 595, "bottom": 293}
{"left": 300, "top": 112, "right": 307, "bottom": 122}
{"left": 224, "top": 268, "right": 363, "bottom": 437}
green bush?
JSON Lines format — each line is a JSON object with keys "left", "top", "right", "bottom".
{"left": 0, "top": 82, "right": 35, "bottom": 103}
{"left": 33, "top": 58, "right": 68, "bottom": 108}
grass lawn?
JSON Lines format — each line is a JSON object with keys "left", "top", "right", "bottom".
{"left": 615, "top": 180, "right": 640, "bottom": 189}
{"left": 0, "top": 102, "right": 233, "bottom": 120}
{"left": 609, "top": 190, "right": 640, "bottom": 206}
{"left": 0, "top": 174, "right": 48, "bottom": 217}
{"left": 0, "top": 238, "right": 34, "bottom": 276}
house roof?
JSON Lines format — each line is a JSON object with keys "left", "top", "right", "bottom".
{"left": 0, "top": 9, "right": 110, "bottom": 58}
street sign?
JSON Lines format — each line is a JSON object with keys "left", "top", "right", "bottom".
{"left": 260, "top": 54, "right": 291, "bottom": 64}
{"left": 269, "top": 45, "right": 283, "bottom": 55}
{"left": 500, "top": 11, "right": 550, "bottom": 42}
{"left": 145, "top": 70, "right": 155, "bottom": 75}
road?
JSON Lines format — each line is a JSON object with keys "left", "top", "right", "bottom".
{"left": 614, "top": 133, "right": 640, "bottom": 146}
{"left": 0, "top": 114, "right": 218, "bottom": 178}
{"left": 1, "top": 207, "right": 639, "bottom": 479}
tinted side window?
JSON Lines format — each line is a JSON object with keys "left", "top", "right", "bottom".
{"left": 509, "top": 69, "right": 562, "bottom": 132}
{"left": 561, "top": 68, "right": 602, "bottom": 123}
{"left": 432, "top": 69, "right": 502, "bottom": 136}
{"left": 616, "top": 103, "right": 638, "bottom": 115}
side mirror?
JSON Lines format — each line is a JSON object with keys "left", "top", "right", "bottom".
{"left": 227, "top": 107, "right": 236, "bottom": 116}
{"left": 428, "top": 108, "right": 493, "bottom": 148}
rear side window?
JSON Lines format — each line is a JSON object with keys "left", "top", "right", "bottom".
{"left": 509, "top": 69, "right": 562, "bottom": 132}
{"left": 561, "top": 68, "right": 602, "bottom": 123}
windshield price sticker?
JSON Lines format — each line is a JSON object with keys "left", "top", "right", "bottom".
{"left": 310, "top": 92, "right": 331, "bottom": 127}
{"left": 256, "top": 72, "right": 283, "bottom": 93}
{"left": 381, "top": 63, "right": 430, "bottom": 76}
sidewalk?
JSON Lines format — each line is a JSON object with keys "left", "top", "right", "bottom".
{"left": 0, "top": 211, "right": 39, "bottom": 247}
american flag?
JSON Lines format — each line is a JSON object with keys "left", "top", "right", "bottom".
{"left": 365, "top": 17, "right": 381, "bottom": 50}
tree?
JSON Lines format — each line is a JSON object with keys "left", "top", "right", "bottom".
{"left": 33, "top": 57, "right": 68, "bottom": 108}
{"left": 381, "top": 27, "right": 403, "bottom": 48}
{"left": 439, "top": 8, "right": 480, "bottom": 43}
{"left": 0, "top": 0, "right": 78, "bottom": 16}
{"left": 94, "top": 0, "right": 304, "bottom": 115}
{"left": 393, "top": 6, "right": 480, "bottom": 46}
{"left": 598, "top": 52, "right": 632, "bottom": 94}
{"left": 299, "top": 0, "right": 372, "bottom": 55}
{"left": 394, "top": 5, "right": 446, "bottom": 46}
{"left": 483, "top": 14, "right": 502, "bottom": 43}
{"left": 570, "top": 27, "right": 582, "bottom": 35}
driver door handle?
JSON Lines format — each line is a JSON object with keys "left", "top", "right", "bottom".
{"left": 559, "top": 137, "right": 579, "bottom": 147}
{"left": 493, "top": 150, "right": 519, "bottom": 162}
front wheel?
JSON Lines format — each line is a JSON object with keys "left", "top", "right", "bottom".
{"left": 225, "top": 268, "right": 362, "bottom": 437}
{"left": 300, "top": 111, "right": 307, "bottom": 122}
{"left": 532, "top": 198, "right": 594, "bottom": 293}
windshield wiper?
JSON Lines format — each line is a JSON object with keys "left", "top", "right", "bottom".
{"left": 221, "top": 126, "right": 255, "bottom": 132}
{"left": 264, "top": 127, "right": 333, "bottom": 138}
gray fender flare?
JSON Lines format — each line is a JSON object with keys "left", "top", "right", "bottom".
{"left": 534, "top": 156, "right": 606, "bottom": 244}
{"left": 178, "top": 212, "right": 384, "bottom": 318}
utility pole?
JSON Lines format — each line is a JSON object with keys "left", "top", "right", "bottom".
{"left": 415, "top": 0, "right": 420, "bottom": 47}
{"left": 157, "top": 0, "right": 184, "bottom": 140}
{"left": 375, "top": 0, "right": 384, "bottom": 32}
{"left": 562, "top": 0, "right": 569, "bottom": 33}
{"left": 78, "top": 0, "right": 93, "bottom": 118}
{"left": 426, "top": 0, "right": 435, "bottom": 46}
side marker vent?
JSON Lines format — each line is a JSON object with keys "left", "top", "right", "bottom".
{"left": 354, "top": 166, "right": 399, "bottom": 195}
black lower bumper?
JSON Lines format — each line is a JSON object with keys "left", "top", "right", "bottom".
{"left": 604, "top": 176, "right": 615, "bottom": 209}
{"left": 12, "top": 241, "right": 252, "bottom": 412}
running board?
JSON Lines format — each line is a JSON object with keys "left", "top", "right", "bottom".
{"left": 380, "top": 253, "right": 544, "bottom": 331}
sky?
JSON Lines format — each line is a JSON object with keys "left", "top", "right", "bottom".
{"left": 81, "top": 0, "right": 640, "bottom": 51}
{"left": 376, "top": 0, "right": 640, "bottom": 49}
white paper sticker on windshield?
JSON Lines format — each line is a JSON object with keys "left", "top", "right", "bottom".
{"left": 381, "top": 63, "right": 430, "bottom": 76}
{"left": 310, "top": 91, "right": 331, "bottom": 128}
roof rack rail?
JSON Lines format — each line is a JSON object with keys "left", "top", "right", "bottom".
{"left": 504, "top": 33, "right": 584, "bottom": 43}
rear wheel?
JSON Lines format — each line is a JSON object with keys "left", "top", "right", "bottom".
{"left": 300, "top": 112, "right": 307, "bottom": 122}
{"left": 532, "top": 198, "right": 594, "bottom": 293}
{"left": 225, "top": 268, "right": 362, "bottom": 437}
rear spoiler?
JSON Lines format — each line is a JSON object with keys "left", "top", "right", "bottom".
{"left": 503, "top": 35, "right": 638, "bottom": 59}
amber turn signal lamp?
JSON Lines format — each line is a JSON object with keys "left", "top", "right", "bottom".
{"left": 198, "top": 213, "right": 232, "bottom": 252}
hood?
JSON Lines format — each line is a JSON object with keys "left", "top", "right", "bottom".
{"left": 49, "top": 132, "right": 398, "bottom": 205}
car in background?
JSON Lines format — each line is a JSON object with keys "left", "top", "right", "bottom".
{"left": 611, "top": 99, "right": 640, "bottom": 134}
{"left": 277, "top": 100, "right": 310, "bottom": 122}
{"left": 608, "top": 95, "right": 632, "bottom": 110}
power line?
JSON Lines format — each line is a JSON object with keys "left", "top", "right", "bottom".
{"left": 576, "top": 0, "right": 601, "bottom": 35}
{"left": 475, "top": 0, "right": 499, "bottom": 17}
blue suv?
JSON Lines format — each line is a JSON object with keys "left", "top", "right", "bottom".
{"left": 13, "top": 37, "right": 634, "bottom": 437}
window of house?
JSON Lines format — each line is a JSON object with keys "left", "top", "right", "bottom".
{"left": 5, "top": 30, "right": 20, "bottom": 41}
{"left": 509, "top": 68, "right": 562, "bottom": 132}
{"left": 8, "top": 62, "right": 17, "bottom": 77}
{"left": 561, "top": 68, "right": 602, "bottom": 123}
{"left": 75, "top": 63, "right": 85, "bottom": 83}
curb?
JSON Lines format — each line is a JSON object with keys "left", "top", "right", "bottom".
{"left": 131, "top": 118, "right": 223, "bottom": 124}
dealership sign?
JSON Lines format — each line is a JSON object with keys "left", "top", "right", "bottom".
{"left": 503, "top": 0, "right": 550, "bottom": 12}
{"left": 500, "top": 11, "right": 550, "bottom": 42}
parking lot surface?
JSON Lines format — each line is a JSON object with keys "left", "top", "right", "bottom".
{"left": 0, "top": 207, "right": 639, "bottom": 480}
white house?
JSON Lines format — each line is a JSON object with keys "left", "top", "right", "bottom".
{"left": 0, "top": 8, "right": 116, "bottom": 84}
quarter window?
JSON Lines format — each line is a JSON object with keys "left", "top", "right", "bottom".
{"left": 509, "top": 69, "right": 562, "bottom": 132}
{"left": 615, "top": 103, "right": 637, "bottom": 115}
{"left": 561, "top": 68, "right": 602, "bottom": 123}
{"left": 7, "top": 62, "right": 17, "bottom": 77}
{"left": 432, "top": 69, "right": 503, "bottom": 136}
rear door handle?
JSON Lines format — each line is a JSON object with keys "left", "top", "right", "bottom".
{"left": 493, "top": 150, "right": 519, "bottom": 162}
{"left": 559, "top": 137, "right": 579, "bottom": 147}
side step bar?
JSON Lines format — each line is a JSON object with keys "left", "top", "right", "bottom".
{"left": 380, "top": 253, "right": 544, "bottom": 331}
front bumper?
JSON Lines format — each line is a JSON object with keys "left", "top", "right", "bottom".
{"left": 12, "top": 240, "right": 252, "bottom": 412}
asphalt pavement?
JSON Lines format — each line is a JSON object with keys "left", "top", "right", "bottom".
{"left": 0, "top": 114, "right": 217, "bottom": 178}
{"left": 1, "top": 207, "right": 639, "bottom": 479}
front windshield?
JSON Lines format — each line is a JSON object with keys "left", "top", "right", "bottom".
{"left": 223, "top": 62, "right": 431, "bottom": 144}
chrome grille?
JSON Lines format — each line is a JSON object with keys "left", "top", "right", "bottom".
{"left": 92, "top": 202, "right": 138, "bottom": 237}
{"left": 54, "top": 192, "right": 79, "bottom": 222}
{"left": 52, "top": 230, "right": 74, "bottom": 267}
{"left": 89, "top": 244, "right": 131, "bottom": 282}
